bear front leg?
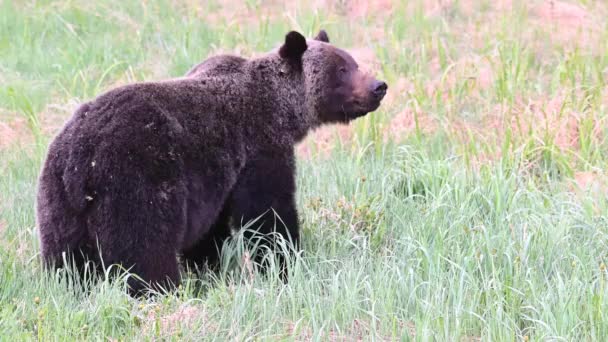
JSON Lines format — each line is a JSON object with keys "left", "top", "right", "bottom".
{"left": 229, "top": 149, "right": 300, "bottom": 280}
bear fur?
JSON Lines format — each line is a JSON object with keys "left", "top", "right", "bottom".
{"left": 36, "top": 30, "right": 387, "bottom": 294}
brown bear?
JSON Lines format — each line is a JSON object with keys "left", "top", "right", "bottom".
{"left": 36, "top": 30, "right": 387, "bottom": 294}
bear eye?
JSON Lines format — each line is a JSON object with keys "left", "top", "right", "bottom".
{"left": 339, "top": 67, "right": 347, "bottom": 74}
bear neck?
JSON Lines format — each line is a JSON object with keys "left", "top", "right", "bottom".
{"left": 245, "top": 57, "right": 318, "bottom": 149}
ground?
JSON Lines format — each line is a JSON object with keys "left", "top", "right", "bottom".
{"left": 1, "top": 0, "right": 608, "bottom": 340}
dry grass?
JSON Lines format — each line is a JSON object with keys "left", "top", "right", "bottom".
{"left": 140, "top": 304, "right": 212, "bottom": 338}
{"left": 3, "top": 0, "right": 606, "bottom": 158}
{"left": 2, "top": 1, "right": 608, "bottom": 340}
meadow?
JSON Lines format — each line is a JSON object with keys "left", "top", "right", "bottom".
{"left": 1, "top": 0, "right": 608, "bottom": 340}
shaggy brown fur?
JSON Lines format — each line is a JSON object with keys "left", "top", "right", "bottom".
{"left": 36, "top": 30, "right": 387, "bottom": 294}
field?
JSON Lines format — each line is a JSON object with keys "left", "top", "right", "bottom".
{"left": 2, "top": 0, "right": 608, "bottom": 340}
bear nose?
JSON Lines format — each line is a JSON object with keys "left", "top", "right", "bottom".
{"left": 372, "top": 81, "right": 388, "bottom": 99}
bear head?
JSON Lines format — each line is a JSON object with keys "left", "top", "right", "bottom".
{"left": 278, "top": 30, "right": 388, "bottom": 124}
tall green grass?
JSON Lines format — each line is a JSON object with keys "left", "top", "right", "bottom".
{"left": 2, "top": 0, "right": 608, "bottom": 340}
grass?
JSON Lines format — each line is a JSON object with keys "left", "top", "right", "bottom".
{"left": 1, "top": 0, "right": 608, "bottom": 340}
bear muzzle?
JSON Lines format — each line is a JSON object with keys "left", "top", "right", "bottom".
{"left": 371, "top": 80, "right": 388, "bottom": 101}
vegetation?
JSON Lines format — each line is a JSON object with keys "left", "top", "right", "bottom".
{"left": 1, "top": 0, "right": 608, "bottom": 340}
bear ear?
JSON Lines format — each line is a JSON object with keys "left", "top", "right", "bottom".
{"left": 279, "top": 31, "right": 308, "bottom": 60}
{"left": 314, "top": 30, "right": 330, "bottom": 43}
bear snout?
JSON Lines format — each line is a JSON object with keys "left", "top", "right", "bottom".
{"left": 371, "top": 80, "right": 388, "bottom": 100}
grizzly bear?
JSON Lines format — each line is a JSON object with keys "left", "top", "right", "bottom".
{"left": 36, "top": 30, "right": 387, "bottom": 294}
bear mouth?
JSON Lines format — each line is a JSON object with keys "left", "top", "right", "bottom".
{"left": 368, "top": 98, "right": 383, "bottom": 111}
{"left": 353, "top": 99, "right": 382, "bottom": 116}
{"left": 345, "top": 108, "right": 373, "bottom": 121}
{"left": 334, "top": 99, "right": 383, "bottom": 123}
